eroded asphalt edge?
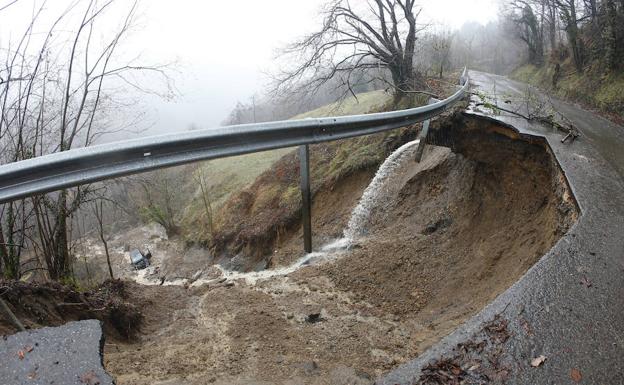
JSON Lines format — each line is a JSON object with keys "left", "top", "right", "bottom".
{"left": 378, "top": 71, "right": 624, "bottom": 385}
{"left": 0, "top": 320, "right": 114, "bottom": 385}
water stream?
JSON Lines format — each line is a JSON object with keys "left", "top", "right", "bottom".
{"left": 136, "top": 139, "right": 420, "bottom": 286}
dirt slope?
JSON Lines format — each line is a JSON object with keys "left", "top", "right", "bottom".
{"left": 102, "top": 116, "right": 577, "bottom": 385}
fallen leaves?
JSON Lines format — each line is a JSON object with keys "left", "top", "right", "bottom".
{"left": 530, "top": 355, "right": 547, "bottom": 367}
{"left": 16, "top": 345, "right": 34, "bottom": 360}
{"left": 483, "top": 316, "right": 510, "bottom": 343}
{"left": 419, "top": 359, "right": 466, "bottom": 384}
{"left": 571, "top": 368, "right": 582, "bottom": 382}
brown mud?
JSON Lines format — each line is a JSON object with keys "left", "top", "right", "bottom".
{"left": 98, "top": 116, "right": 577, "bottom": 385}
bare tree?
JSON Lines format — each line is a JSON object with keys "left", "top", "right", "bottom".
{"left": 554, "top": 0, "right": 584, "bottom": 71}
{"left": 0, "top": 0, "right": 172, "bottom": 282}
{"left": 602, "top": 0, "right": 618, "bottom": 70}
{"left": 194, "top": 165, "right": 214, "bottom": 237}
{"left": 275, "top": 0, "right": 426, "bottom": 103}
{"left": 92, "top": 199, "right": 114, "bottom": 280}
{"left": 429, "top": 30, "right": 453, "bottom": 78}
{"left": 506, "top": 1, "right": 545, "bottom": 65}
{"left": 134, "top": 170, "right": 182, "bottom": 238}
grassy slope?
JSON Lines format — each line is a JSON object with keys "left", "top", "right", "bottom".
{"left": 181, "top": 90, "right": 394, "bottom": 243}
{"left": 181, "top": 150, "right": 292, "bottom": 240}
{"left": 511, "top": 62, "right": 624, "bottom": 120}
{"left": 293, "top": 90, "right": 389, "bottom": 118}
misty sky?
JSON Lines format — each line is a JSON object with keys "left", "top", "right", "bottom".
{"left": 136, "top": 0, "right": 499, "bottom": 135}
{"left": 1, "top": 0, "right": 500, "bottom": 139}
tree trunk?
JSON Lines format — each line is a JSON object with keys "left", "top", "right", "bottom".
{"left": 53, "top": 190, "right": 71, "bottom": 281}
{"left": 0, "top": 227, "right": 6, "bottom": 277}
{"left": 390, "top": 61, "right": 423, "bottom": 103}
{"left": 588, "top": 0, "right": 597, "bottom": 19}
{"left": 603, "top": 0, "right": 618, "bottom": 70}
{"left": 561, "top": 1, "right": 583, "bottom": 72}
{"left": 0, "top": 203, "right": 20, "bottom": 279}
{"left": 104, "top": 241, "right": 113, "bottom": 279}
{"left": 568, "top": 26, "right": 583, "bottom": 72}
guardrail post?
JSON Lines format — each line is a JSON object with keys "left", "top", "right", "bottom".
{"left": 414, "top": 98, "right": 440, "bottom": 163}
{"left": 299, "top": 145, "right": 312, "bottom": 253}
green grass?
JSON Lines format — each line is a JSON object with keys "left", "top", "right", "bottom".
{"left": 293, "top": 90, "right": 391, "bottom": 119}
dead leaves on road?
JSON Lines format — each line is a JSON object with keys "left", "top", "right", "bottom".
{"left": 571, "top": 368, "right": 582, "bottom": 382}
{"left": 16, "top": 345, "right": 34, "bottom": 360}
{"left": 530, "top": 355, "right": 547, "bottom": 367}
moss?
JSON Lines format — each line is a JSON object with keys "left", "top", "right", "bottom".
{"left": 511, "top": 63, "right": 624, "bottom": 118}
{"left": 595, "top": 73, "right": 624, "bottom": 114}
{"left": 281, "top": 186, "right": 301, "bottom": 206}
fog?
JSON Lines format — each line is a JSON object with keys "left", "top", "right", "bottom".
{"left": 135, "top": 0, "right": 498, "bottom": 136}
{"left": 0, "top": 0, "right": 499, "bottom": 141}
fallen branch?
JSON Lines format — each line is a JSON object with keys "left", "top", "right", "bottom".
{"left": 474, "top": 102, "right": 579, "bottom": 142}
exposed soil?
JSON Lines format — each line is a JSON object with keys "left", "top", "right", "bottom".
{"left": 210, "top": 128, "right": 418, "bottom": 272}
{"left": 97, "top": 116, "right": 577, "bottom": 385}
{"left": 0, "top": 280, "right": 142, "bottom": 340}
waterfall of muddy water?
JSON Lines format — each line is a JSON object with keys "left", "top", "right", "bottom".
{"left": 343, "top": 139, "right": 420, "bottom": 240}
{"left": 134, "top": 139, "right": 421, "bottom": 286}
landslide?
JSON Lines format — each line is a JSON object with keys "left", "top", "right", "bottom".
{"left": 102, "top": 115, "right": 578, "bottom": 385}
{"left": 190, "top": 80, "right": 461, "bottom": 273}
{"left": 316, "top": 117, "right": 578, "bottom": 318}
{"left": 209, "top": 128, "right": 417, "bottom": 271}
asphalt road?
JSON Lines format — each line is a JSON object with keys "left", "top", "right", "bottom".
{"left": 0, "top": 320, "right": 114, "bottom": 385}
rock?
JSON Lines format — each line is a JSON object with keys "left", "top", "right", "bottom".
{"left": 305, "top": 313, "right": 323, "bottom": 323}
{"left": 190, "top": 270, "right": 203, "bottom": 283}
{"left": 422, "top": 217, "right": 453, "bottom": 235}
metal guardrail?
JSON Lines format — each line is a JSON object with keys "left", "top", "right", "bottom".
{"left": 0, "top": 68, "right": 469, "bottom": 252}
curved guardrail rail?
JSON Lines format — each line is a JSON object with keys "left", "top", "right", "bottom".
{"left": 0, "top": 68, "right": 469, "bottom": 251}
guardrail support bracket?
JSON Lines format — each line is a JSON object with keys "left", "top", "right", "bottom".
{"left": 299, "top": 145, "right": 312, "bottom": 253}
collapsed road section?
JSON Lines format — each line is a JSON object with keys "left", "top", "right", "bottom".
{"left": 379, "top": 72, "right": 624, "bottom": 385}
{"left": 96, "top": 113, "right": 579, "bottom": 385}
